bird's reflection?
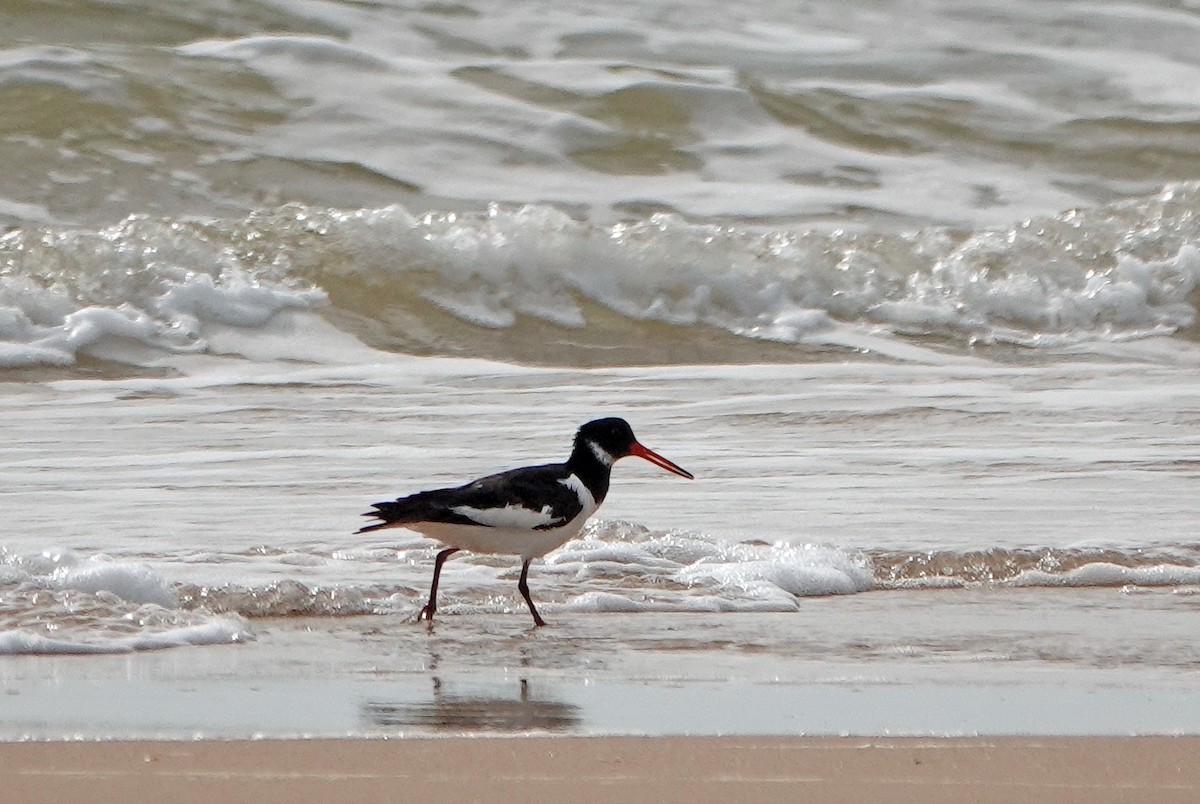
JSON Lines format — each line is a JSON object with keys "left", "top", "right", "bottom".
{"left": 362, "top": 678, "right": 581, "bottom": 733}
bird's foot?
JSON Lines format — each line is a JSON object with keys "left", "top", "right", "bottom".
{"left": 416, "top": 604, "right": 435, "bottom": 623}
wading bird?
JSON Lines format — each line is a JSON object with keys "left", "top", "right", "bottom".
{"left": 358, "top": 418, "right": 693, "bottom": 626}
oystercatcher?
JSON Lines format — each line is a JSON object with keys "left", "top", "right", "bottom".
{"left": 357, "top": 417, "right": 693, "bottom": 626}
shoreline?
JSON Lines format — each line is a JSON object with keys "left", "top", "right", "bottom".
{"left": 3, "top": 735, "right": 1198, "bottom": 802}
{"left": 6, "top": 603, "right": 1200, "bottom": 740}
{"left": 3, "top": 610, "right": 1200, "bottom": 740}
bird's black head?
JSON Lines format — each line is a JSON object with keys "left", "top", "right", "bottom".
{"left": 573, "top": 417, "right": 693, "bottom": 479}
{"left": 575, "top": 417, "right": 638, "bottom": 461}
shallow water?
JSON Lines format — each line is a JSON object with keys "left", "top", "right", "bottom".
{"left": 4, "top": 592, "right": 1200, "bottom": 738}
{"left": 4, "top": 352, "right": 1200, "bottom": 650}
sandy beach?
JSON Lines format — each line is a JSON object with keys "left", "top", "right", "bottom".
{"left": 4, "top": 608, "right": 1200, "bottom": 801}
{"left": 3, "top": 736, "right": 1199, "bottom": 803}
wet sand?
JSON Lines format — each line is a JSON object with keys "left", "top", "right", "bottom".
{"left": 3, "top": 736, "right": 1199, "bottom": 803}
{"left": 4, "top": 599, "right": 1200, "bottom": 740}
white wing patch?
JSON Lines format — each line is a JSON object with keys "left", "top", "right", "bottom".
{"left": 558, "top": 473, "right": 597, "bottom": 513}
{"left": 451, "top": 502, "right": 559, "bottom": 529}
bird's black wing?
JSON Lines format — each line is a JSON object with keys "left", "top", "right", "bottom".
{"left": 357, "top": 463, "right": 585, "bottom": 533}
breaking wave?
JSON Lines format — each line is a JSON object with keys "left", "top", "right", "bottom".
{"left": 0, "top": 549, "right": 252, "bottom": 655}
{"left": 2, "top": 183, "right": 1200, "bottom": 370}
{"left": 4, "top": 527, "right": 1199, "bottom": 655}
{"left": 869, "top": 545, "right": 1200, "bottom": 590}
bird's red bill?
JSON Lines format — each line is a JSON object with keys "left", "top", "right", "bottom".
{"left": 629, "top": 442, "right": 694, "bottom": 479}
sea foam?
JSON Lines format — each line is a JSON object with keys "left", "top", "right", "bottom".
{"left": 2, "top": 185, "right": 1200, "bottom": 370}
{"left": 47, "top": 554, "right": 179, "bottom": 607}
{"left": 545, "top": 525, "right": 874, "bottom": 613}
{"left": 0, "top": 618, "right": 250, "bottom": 655}
{"left": 1009, "top": 563, "right": 1200, "bottom": 589}
{"left": 0, "top": 549, "right": 252, "bottom": 655}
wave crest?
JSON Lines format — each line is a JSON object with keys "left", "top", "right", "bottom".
{"left": 0, "top": 549, "right": 252, "bottom": 655}
{"left": 871, "top": 545, "right": 1200, "bottom": 589}
{"left": 3, "top": 184, "right": 1200, "bottom": 369}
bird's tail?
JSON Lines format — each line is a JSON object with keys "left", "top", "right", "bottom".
{"left": 355, "top": 517, "right": 396, "bottom": 535}
{"left": 356, "top": 498, "right": 424, "bottom": 534}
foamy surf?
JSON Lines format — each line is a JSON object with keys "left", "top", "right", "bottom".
{"left": 3, "top": 184, "right": 1199, "bottom": 371}
{"left": 0, "top": 619, "right": 250, "bottom": 656}
{"left": 5, "top": 522, "right": 1199, "bottom": 655}
{"left": 45, "top": 530, "right": 1200, "bottom": 618}
{"left": 870, "top": 545, "right": 1200, "bottom": 591}
{"left": 0, "top": 549, "right": 252, "bottom": 655}
{"left": 551, "top": 526, "right": 874, "bottom": 612}
{"left": 166, "top": 524, "right": 877, "bottom": 620}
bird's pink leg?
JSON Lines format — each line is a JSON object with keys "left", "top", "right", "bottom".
{"left": 418, "top": 548, "right": 460, "bottom": 623}
{"left": 518, "top": 558, "right": 546, "bottom": 627}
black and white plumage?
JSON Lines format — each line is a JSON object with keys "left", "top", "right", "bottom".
{"left": 357, "top": 417, "right": 693, "bottom": 627}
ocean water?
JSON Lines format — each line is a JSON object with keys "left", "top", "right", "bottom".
{"left": 3, "top": 0, "right": 1200, "bottom": 735}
